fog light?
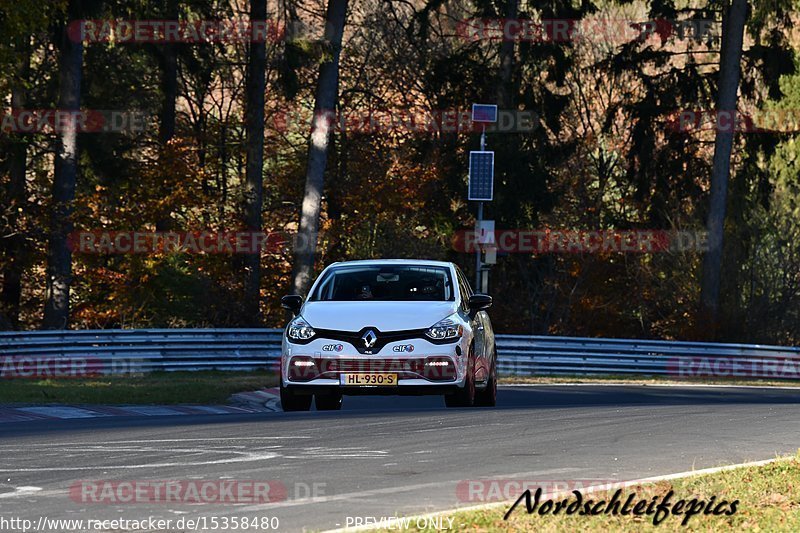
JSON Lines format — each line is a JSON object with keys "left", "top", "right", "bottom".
{"left": 288, "top": 356, "right": 319, "bottom": 381}
{"left": 423, "top": 357, "right": 456, "bottom": 381}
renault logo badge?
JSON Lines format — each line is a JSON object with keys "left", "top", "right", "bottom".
{"left": 362, "top": 329, "right": 378, "bottom": 349}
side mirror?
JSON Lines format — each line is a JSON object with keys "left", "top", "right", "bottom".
{"left": 468, "top": 293, "right": 492, "bottom": 312}
{"left": 281, "top": 295, "right": 303, "bottom": 315}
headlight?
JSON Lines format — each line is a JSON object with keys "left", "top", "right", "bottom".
{"left": 425, "top": 314, "right": 463, "bottom": 341}
{"left": 287, "top": 316, "right": 316, "bottom": 341}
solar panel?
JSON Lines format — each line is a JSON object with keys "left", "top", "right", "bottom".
{"left": 468, "top": 151, "right": 494, "bottom": 201}
{"left": 472, "top": 104, "right": 498, "bottom": 123}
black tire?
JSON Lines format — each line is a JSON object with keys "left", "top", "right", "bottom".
{"left": 315, "top": 392, "right": 343, "bottom": 411}
{"left": 445, "top": 351, "right": 476, "bottom": 408}
{"left": 475, "top": 351, "right": 497, "bottom": 407}
{"left": 280, "top": 386, "right": 312, "bottom": 412}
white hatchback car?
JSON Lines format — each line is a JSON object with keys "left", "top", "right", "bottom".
{"left": 279, "top": 259, "right": 497, "bottom": 411}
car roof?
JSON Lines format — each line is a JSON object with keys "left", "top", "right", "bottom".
{"left": 325, "top": 259, "right": 454, "bottom": 269}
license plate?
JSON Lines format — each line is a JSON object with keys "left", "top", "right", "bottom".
{"left": 340, "top": 373, "right": 398, "bottom": 386}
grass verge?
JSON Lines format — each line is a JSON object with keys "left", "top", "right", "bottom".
{"left": 1, "top": 371, "right": 794, "bottom": 406}
{"left": 0, "top": 370, "right": 277, "bottom": 405}
{"left": 372, "top": 456, "right": 800, "bottom": 532}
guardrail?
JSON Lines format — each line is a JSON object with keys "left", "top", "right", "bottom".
{"left": 0, "top": 329, "right": 283, "bottom": 375}
{"left": 1, "top": 329, "right": 798, "bottom": 380}
{"left": 497, "top": 335, "right": 800, "bottom": 379}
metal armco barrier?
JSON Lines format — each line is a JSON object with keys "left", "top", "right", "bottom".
{"left": 1, "top": 329, "right": 799, "bottom": 379}
{"left": 497, "top": 335, "right": 800, "bottom": 379}
{"left": 0, "top": 329, "right": 283, "bottom": 376}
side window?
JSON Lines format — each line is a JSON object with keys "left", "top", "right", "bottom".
{"left": 455, "top": 268, "right": 472, "bottom": 311}
{"left": 458, "top": 268, "right": 474, "bottom": 297}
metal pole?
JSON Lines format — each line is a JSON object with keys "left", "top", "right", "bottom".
{"left": 474, "top": 125, "right": 486, "bottom": 293}
{"left": 475, "top": 201, "right": 483, "bottom": 292}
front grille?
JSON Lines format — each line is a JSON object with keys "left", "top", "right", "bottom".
{"left": 314, "top": 328, "right": 425, "bottom": 353}
{"left": 318, "top": 358, "right": 424, "bottom": 374}
{"left": 315, "top": 357, "right": 456, "bottom": 382}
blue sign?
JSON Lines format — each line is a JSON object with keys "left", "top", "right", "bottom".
{"left": 468, "top": 151, "right": 494, "bottom": 201}
{"left": 472, "top": 104, "right": 498, "bottom": 123}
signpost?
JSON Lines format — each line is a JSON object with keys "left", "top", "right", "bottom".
{"left": 478, "top": 220, "right": 496, "bottom": 292}
{"left": 468, "top": 104, "right": 497, "bottom": 292}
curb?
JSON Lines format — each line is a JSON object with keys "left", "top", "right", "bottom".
{"left": 0, "top": 388, "right": 283, "bottom": 423}
{"left": 228, "top": 387, "right": 282, "bottom": 412}
{"left": 0, "top": 403, "right": 259, "bottom": 423}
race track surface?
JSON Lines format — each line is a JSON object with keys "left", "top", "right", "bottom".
{"left": 1, "top": 385, "right": 799, "bottom": 532}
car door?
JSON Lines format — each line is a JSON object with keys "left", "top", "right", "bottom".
{"left": 456, "top": 268, "right": 487, "bottom": 383}
{"left": 480, "top": 307, "right": 496, "bottom": 375}
{"left": 474, "top": 310, "right": 492, "bottom": 384}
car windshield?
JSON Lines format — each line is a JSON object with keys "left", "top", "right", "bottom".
{"left": 309, "top": 265, "right": 454, "bottom": 302}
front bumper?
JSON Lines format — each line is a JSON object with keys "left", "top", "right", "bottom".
{"left": 280, "top": 383, "right": 463, "bottom": 396}
{"left": 281, "top": 335, "right": 468, "bottom": 392}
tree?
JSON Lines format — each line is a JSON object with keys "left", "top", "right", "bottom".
{"left": 43, "top": 0, "right": 83, "bottom": 329}
{"left": 243, "top": 0, "right": 268, "bottom": 323}
{"left": 158, "top": 0, "right": 179, "bottom": 146}
{"left": 290, "top": 0, "right": 348, "bottom": 296}
{"left": 495, "top": 0, "right": 517, "bottom": 109}
{"left": 0, "top": 1, "right": 54, "bottom": 329}
{"left": 699, "top": 0, "right": 749, "bottom": 329}
{"left": 1, "top": 37, "right": 30, "bottom": 329}
{"left": 155, "top": 0, "right": 179, "bottom": 232}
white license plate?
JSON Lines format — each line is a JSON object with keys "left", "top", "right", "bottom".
{"left": 339, "top": 373, "right": 398, "bottom": 386}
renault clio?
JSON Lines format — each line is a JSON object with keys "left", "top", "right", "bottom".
{"left": 279, "top": 260, "right": 496, "bottom": 411}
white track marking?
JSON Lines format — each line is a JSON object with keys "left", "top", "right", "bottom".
{"left": 231, "top": 468, "right": 583, "bottom": 513}
{"left": 0, "top": 441, "right": 389, "bottom": 472}
{"left": 0, "top": 446, "right": 280, "bottom": 472}
{"left": 0, "top": 437, "right": 311, "bottom": 448}
{"left": 0, "top": 486, "right": 43, "bottom": 499}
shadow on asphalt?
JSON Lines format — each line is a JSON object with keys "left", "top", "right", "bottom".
{"left": 338, "top": 384, "right": 800, "bottom": 411}
{"left": 4, "top": 384, "right": 800, "bottom": 437}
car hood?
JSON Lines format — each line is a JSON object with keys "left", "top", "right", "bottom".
{"left": 300, "top": 301, "right": 458, "bottom": 332}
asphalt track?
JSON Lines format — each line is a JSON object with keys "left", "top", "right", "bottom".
{"left": 1, "top": 385, "right": 799, "bottom": 532}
